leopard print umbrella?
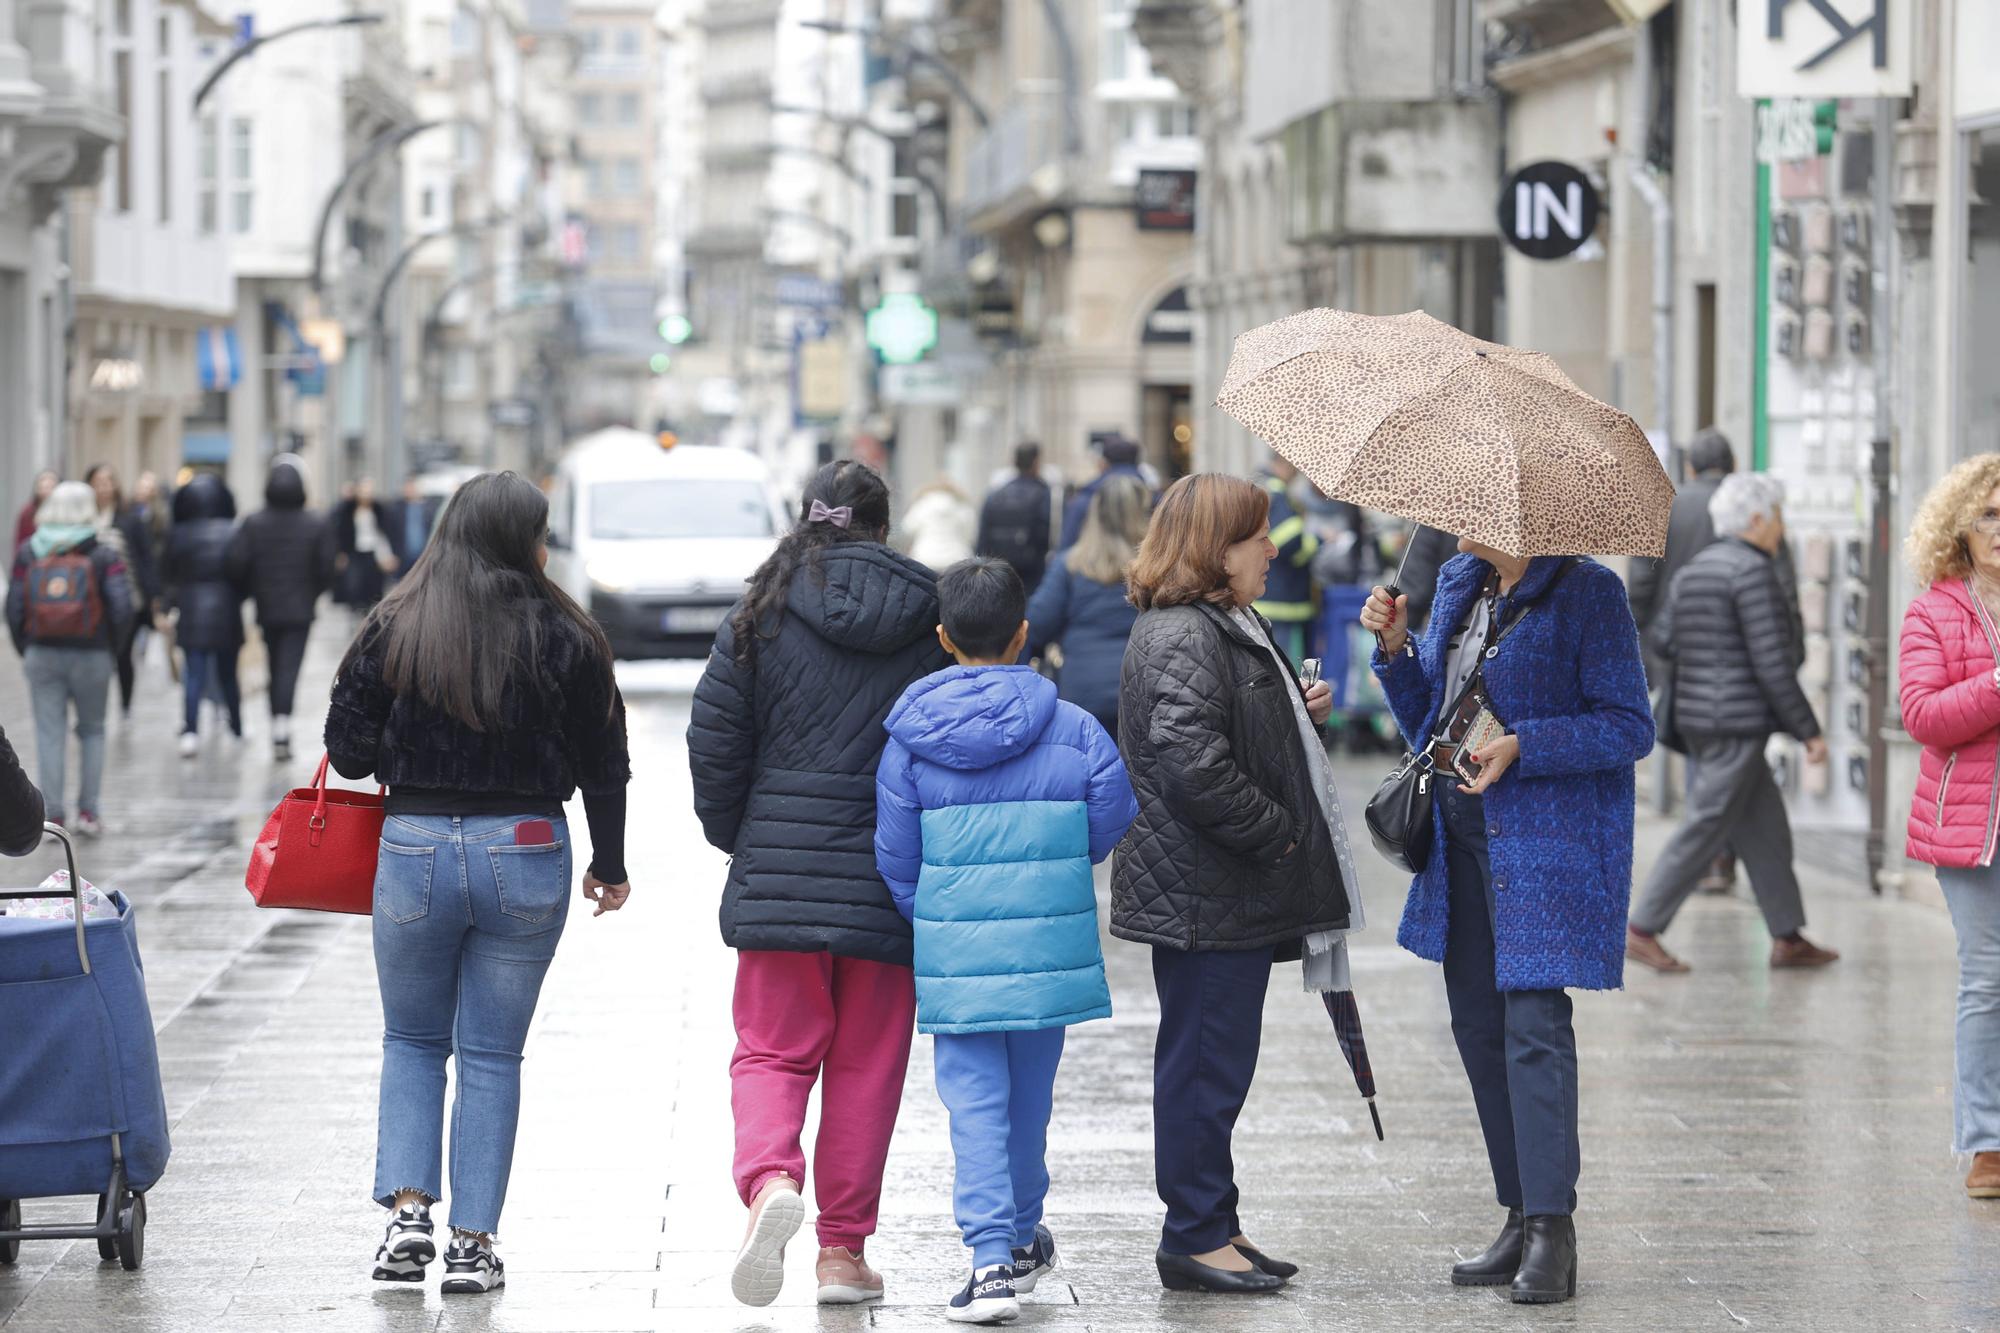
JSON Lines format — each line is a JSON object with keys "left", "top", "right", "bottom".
{"left": 1217, "top": 308, "right": 1673, "bottom": 559}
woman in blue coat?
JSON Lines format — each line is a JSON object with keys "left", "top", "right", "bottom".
{"left": 1024, "top": 474, "right": 1149, "bottom": 736}
{"left": 1363, "top": 541, "right": 1652, "bottom": 1306}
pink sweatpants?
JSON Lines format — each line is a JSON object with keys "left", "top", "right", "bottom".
{"left": 729, "top": 949, "right": 916, "bottom": 1251}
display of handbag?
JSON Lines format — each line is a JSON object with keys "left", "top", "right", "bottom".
{"left": 243, "top": 754, "right": 385, "bottom": 914}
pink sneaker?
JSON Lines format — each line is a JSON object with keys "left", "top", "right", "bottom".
{"left": 731, "top": 1177, "right": 804, "bottom": 1307}
{"left": 815, "top": 1246, "right": 884, "bottom": 1305}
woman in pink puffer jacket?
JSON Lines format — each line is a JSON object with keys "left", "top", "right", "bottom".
{"left": 1900, "top": 453, "right": 2000, "bottom": 1200}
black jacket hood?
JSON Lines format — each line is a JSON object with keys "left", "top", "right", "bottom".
{"left": 173, "top": 473, "right": 237, "bottom": 523}
{"left": 784, "top": 542, "right": 940, "bottom": 656}
{"left": 265, "top": 463, "right": 307, "bottom": 511}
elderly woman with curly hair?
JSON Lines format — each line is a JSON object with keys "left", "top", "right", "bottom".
{"left": 1900, "top": 453, "right": 2000, "bottom": 1201}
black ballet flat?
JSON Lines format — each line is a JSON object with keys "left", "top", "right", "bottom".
{"left": 1155, "top": 1248, "right": 1286, "bottom": 1294}
{"left": 1232, "top": 1242, "right": 1300, "bottom": 1280}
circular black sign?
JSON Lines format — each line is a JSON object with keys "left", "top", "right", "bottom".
{"left": 1497, "top": 160, "right": 1601, "bottom": 260}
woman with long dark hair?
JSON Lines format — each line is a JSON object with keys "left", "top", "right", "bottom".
{"left": 326, "top": 471, "right": 632, "bottom": 1296}
{"left": 688, "top": 459, "right": 948, "bottom": 1310}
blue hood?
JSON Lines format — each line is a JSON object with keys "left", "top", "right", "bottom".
{"left": 886, "top": 666, "right": 1058, "bottom": 771}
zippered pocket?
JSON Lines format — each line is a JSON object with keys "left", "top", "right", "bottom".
{"left": 1937, "top": 752, "right": 1959, "bottom": 827}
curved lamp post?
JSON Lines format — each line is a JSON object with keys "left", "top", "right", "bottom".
{"left": 770, "top": 102, "right": 951, "bottom": 230}
{"left": 311, "top": 119, "right": 454, "bottom": 293}
{"left": 194, "top": 13, "right": 387, "bottom": 111}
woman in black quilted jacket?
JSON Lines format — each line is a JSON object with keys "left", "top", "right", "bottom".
{"left": 687, "top": 460, "right": 949, "bottom": 1309}
{"left": 1114, "top": 473, "right": 1350, "bottom": 1294}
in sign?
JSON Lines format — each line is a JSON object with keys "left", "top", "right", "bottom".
{"left": 1496, "top": 161, "right": 1601, "bottom": 261}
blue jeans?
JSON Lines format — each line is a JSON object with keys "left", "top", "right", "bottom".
{"left": 932, "top": 1027, "right": 1067, "bottom": 1269}
{"left": 371, "top": 814, "right": 571, "bottom": 1234}
{"left": 23, "top": 645, "right": 112, "bottom": 823}
{"left": 1936, "top": 863, "right": 2000, "bottom": 1153}
{"left": 180, "top": 647, "right": 241, "bottom": 737}
{"left": 1437, "top": 783, "right": 1580, "bottom": 1216}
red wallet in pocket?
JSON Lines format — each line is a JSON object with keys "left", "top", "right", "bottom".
{"left": 515, "top": 819, "right": 555, "bottom": 846}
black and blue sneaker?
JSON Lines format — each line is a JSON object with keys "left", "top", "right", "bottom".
{"left": 946, "top": 1264, "right": 1019, "bottom": 1324}
{"left": 1010, "top": 1224, "right": 1059, "bottom": 1293}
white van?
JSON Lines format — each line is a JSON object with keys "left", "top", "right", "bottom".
{"left": 546, "top": 428, "right": 789, "bottom": 659}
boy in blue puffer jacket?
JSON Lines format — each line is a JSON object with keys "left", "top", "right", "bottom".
{"left": 876, "top": 558, "right": 1138, "bottom": 1325}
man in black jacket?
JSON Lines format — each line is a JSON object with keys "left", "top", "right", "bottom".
{"left": 976, "top": 442, "right": 1052, "bottom": 591}
{"left": 1627, "top": 474, "right": 1838, "bottom": 973}
{"left": 1628, "top": 428, "right": 1737, "bottom": 673}
{"left": 228, "top": 459, "right": 335, "bottom": 760}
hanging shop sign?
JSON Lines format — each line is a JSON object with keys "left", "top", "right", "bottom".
{"left": 1738, "top": 0, "right": 1911, "bottom": 98}
{"left": 1496, "top": 161, "right": 1600, "bottom": 261}
{"left": 1136, "top": 169, "right": 1197, "bottom": 232}
{"left": 1142, "top": 287, "right": 1194, "bottom": 344}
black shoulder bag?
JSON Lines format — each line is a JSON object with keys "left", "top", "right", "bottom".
{"left": 1363, "top": 560, "right": 1578, "bottom": 873}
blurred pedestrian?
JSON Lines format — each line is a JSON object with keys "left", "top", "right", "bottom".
{"left": 84, "top": 464, "right": 161, "bottom": 715}
{"left": 326, "top": 471, "right": 632, "bottom": 1294}
{"left": 0, "top": 724, "right": 45, "bottom": 854}
{"left": 1115, "top": 475, "right": 1349, "bottom": 1295}
{"left": 1024, "top": 472, "right": 1149, "bottom": 737}
{"left": 1627, "top": 474, "right": 1837, "bottom": 973}
{"left": 1362, "top": 536, "right": 1652, "bottom": 1305}
{"left": 1253, "top": 454, "right": 1321, "bottom": 665}
{"left": 874, "top": 558, "right": 1136, "bottom": 1323}
{"left": 229, "top": 458, "right": 334, "bottom": 761}
{"left": 13, "top": 470, "right": 57, "bottom": 555}
{"left": 976, "top": 442, "right": 1053, "bottom": 593}
{"left": 1897, "top": 453, "right": 2000, "bottom": 1201}
{"left": 166, "top": 473, "right": 246, "bottom": 756}
{"left": 333, "top": 477, "right": 400, "bottom": 611}
{"left": 393, "top": 477, "right": 440, "bottom": 572}
{"left": 687, "top": 460, "right": 949, "bottom": 1309}
{"left": 1060, "top": 435, "right": 1145, "bottom": 549}
{"left": 898, "top": 478, "right": 977, "bottom": 572}
{"left": 5, "top": 481, "right": 136, "bottom": 836}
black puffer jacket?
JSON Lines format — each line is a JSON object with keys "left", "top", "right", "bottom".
{"left": 687, "top": 542, "right": 951, "bottom": 966}
{"left": 1653, "top": 537, "right": 1819, "bottom": 741}
{"left": 228, "top": 464, "right": 333, "bottom": 629}
{"left": 1112, "top": 602, "right": 1350, "bottom": 953}
{"left": 165, "top": 474, "right": 244, "bottom": 651}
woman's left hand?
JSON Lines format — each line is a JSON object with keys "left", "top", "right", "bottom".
{"left": 1304, "top": 679, "right": 1333, "bottom": 726}
{"left": 1457, "top": 733, "right": 1521, "bottom": 795}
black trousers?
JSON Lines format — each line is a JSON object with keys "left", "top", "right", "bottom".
{"left": 263, "top": 624, "right": 312, "bottom": 717}
{"left": 1437, "top": 783, "right": 1580, "bottom": 1216}
{"left": 1150, "top": 942, "right": 1275, "bottom": 1254}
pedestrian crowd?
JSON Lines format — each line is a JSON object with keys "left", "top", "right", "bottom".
{"left": 7, "top": 418, "right": 1999, "bottom": 1316}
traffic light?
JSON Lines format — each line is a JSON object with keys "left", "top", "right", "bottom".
{"left": 1814, "top": 100, "right": 1838, "bottom": 155}
{"left": 658, "top": 314, "right": 692, "bottom": 345}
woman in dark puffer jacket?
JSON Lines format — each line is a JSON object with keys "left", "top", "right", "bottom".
{"left": 1024, "top": 472, "right": 1149, "bottom": 736}
{"left": 688, "top": 460, "right": 949, "bottom": 1310}
{"left": 165, "top": 473, "right": 245, "bottom": 753}
{"left": 1114, "top": 474, "right": 1349, "bottom": 1295}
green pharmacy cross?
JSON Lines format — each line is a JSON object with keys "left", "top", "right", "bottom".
{"left": 865, "top": 294, "right": 939, "bottom": 365}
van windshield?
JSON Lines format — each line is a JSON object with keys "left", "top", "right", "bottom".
{"left": 589, "top": 480, "right": 774, "bottom": 540}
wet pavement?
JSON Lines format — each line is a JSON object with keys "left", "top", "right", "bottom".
{"left": 1, "top": 633, "right": 1996, "bottom": 1331}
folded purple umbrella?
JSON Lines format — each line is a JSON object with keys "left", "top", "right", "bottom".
{"left": 1322, "top": 989, "right": 1383, "bottom": 1140}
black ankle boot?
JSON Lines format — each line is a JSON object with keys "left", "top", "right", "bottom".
{"left": 1509, "top": 1214, "right": 1576, "bottom": 1304}
{"left": 1449, "top": 1208, "right": 1523, "bottom": 1286}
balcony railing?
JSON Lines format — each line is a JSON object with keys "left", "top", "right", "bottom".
{"left": 960, "top": 83, "right": 1062, "bottom": 224}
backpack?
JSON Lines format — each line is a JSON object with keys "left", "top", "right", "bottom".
{"left": 979, "top": 478, "right": 1049, "bottom": 579}
{"left": 24, "top": 551, "right": 104, "bottom": 643}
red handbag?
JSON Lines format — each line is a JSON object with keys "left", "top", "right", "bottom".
{"left": 244, "top": 754, "right": 386, "bottom": 914}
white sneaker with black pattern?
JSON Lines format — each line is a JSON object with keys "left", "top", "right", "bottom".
{"left": 439, "top": 1233, "right": 505, "bottom": 1295}
{"left": 371, "top": 1201, "right": 436, "bottom": 1284}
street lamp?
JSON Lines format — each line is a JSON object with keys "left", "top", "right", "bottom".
{"left": 797, "top": 20, "right": 992, "bottom": 130}
{"left": 193, "top": 13, "right": 387, "bottom": 111}
{"left": 310, "top": 119, "right": 454, "bottom": 293}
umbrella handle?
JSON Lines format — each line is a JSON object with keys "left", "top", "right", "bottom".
{"left": 1368, "top": 1097, "right": 1384, "bottom": 1141}
{"left": 1369, "top": 527, "right": 1420, "bottom": 652}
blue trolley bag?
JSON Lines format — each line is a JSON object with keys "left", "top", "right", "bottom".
{"left": 0, "top": 833, "right": 170, "bottom": 1205}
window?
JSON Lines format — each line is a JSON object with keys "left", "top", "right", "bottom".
{"left": 420, "top": 184, "right": 437, "bottom": 222}
{"left": 590, "top": 480, "right": 774, "bottom": 540}
{"left": 604, "top": 224, "right": 640, "bottom": 261}
{"left": 614, "top": 157, "right": 640, "bottom": 196}
{"left": 583, "top": 157, "right": 604, "bottom": 195}
{"left": 614, "top": 92, "right": 639, "bottom": 125}
{"left": 578, "top": 26, "right": 602, "bottom": 55}
{"left": 114, "top": 0, "right": 130, "bottom": 36}
{"left": 892, "top": 191, "right": 918, "bottom": 239}
{"left": 451, "top": 8, "right": 479, "bottom": 56}
{"left": 1098, "top": 0, "right": 1150, "bottom": 85}
{"left": 1101, "top": 27, "right": 1131, "bottom": 81}
{"left": 156, "top": 68, "right": 171, "bottom": 222}
{"left": 577, "top": 92, "right": 601, "bottom": 125}
{"left": 197, "top": 114, "right": 218, "bottom": 234}
{"left": 614, "top": 26, "right": 639, "bottom": 57}
{"left": 112, "top": 52, "right": 131, "bottom": 213}
{"left": 1156, "top": 103, "right": 1197, "bottom": 139}
{"left": 230, "top": 118, "right": 253, "bottom": 234}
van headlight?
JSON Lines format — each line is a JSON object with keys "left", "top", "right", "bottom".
{"left": 586, "top": 560, "right": 630, "bottom": 594}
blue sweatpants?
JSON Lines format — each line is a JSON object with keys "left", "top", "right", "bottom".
{"left": 932, "top": 1027, "right": 1067, "bottom": 1269}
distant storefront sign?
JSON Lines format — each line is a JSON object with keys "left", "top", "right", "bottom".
{"left": 797, "top": 338, "right": 848, "bottom": 420}
{"left": 1136, "top": 169, "right": 1197, "bottom": 232}
{"left": 774, "top": 273, "right": 845, "bottom": 310}
{"left": 1142, "top": 288, "right": 1194, "bottom": 344}
{"left": 89, "top": 357, "right": 143, "bottom": 392}
{"left": 1496, "top": 161, "right": 1600, "bottom": 261}
{"left": 1738, "top": 0, "right": 1910, "bottom": 98}
{"left": 490, "top": 398, "right": 536, "bottom": 429}
{"left": 879, "top": 362, "right": 961, "bottom": 406}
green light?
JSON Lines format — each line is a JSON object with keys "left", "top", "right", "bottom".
{"left": 659, "top": 314, "right": 692, "bottom": 345}
{"left": 864, "top": 293, "right": 939, "bottom": 366}
{"left": 649, "top": 353, "right": 671, "bottom": 374}
{"left": 1813, "top": 100, "right": 1838, "bottom": 155}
